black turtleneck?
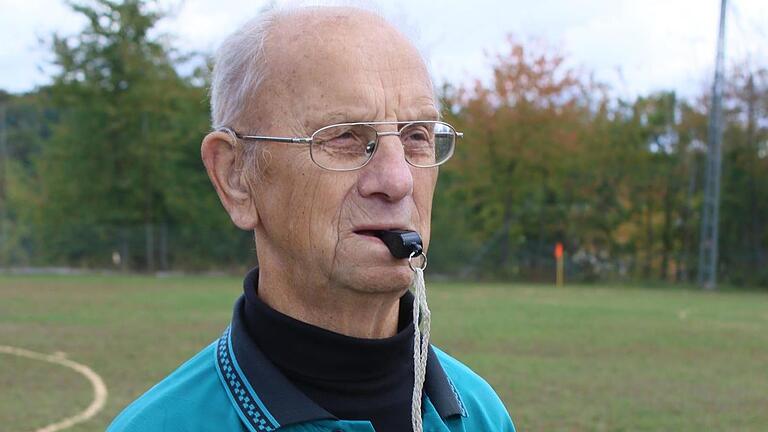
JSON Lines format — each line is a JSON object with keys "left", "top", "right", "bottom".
{"left": 242, "top": 271, "right": 416, "bottom": 432}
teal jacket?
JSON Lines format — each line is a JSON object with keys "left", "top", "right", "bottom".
{"left": 109, "top": 296, "right": 515, "bottom": 432}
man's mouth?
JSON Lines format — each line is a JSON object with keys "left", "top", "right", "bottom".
{"left": 353, "top": 229, "right": 423, "bottom": 259}
{"left": 353, "top": 229, "right": 383, "bottom": 238}
{"left": 353, "top": 227, "right": 409, "bottom": 238}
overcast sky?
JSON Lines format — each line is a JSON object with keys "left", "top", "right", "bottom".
{"left": 1, "top": 0, "right": 767, "bottom": 100}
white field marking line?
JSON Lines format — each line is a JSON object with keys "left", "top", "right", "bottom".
{"left": 0, "top": 345, "right": 108, "bottom": 432}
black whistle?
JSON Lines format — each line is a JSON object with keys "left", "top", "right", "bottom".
{"left": 374, "top": 230, "right": 423, "bottom": 259}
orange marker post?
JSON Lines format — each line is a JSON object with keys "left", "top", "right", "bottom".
{"left": 554, "top": 242, "right": 564, "bottom": 287}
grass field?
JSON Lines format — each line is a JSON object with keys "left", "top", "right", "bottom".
{"left": 1, "top": 274, "right": 767, "bottom": 432}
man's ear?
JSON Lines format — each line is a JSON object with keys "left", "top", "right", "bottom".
{"left": 201, "top": 131, "right": 259, "bottom": 230}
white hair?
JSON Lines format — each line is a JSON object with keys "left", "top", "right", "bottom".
{"left": 209, "top": 0, "right": 430, "bottom": 130}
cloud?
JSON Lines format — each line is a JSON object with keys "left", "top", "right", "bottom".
{"left": 1, "top": 0, "right": 766, "bottom": 98}
{"left": 0, "top": 0, "right": 87, "bottom": 92}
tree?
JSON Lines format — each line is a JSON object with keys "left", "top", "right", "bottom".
{"left": 719, "top": 64, "right": 768, "bottom": 285}
{"left": 436, "top": 37, "right": 600, "bottom": 279}
{"left": 30, "top": 0, "right": 252, "bottom": 270}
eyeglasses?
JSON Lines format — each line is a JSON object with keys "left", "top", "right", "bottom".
{"left": 219, "top": 120, "right": 462, "bottom": 171}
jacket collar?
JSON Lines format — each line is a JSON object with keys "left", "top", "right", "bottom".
{"left": 213, "top": 268, "right": 465, "bottom": 430}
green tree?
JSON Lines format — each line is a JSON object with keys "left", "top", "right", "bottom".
{"left": 0, "top": 89, "right": 58, "bottom": 266}
{"left": 719, "top": 65, "right": 768, "bottom": 285}
{"left": 31, "top": 0, "right": 252, "bottom": 270}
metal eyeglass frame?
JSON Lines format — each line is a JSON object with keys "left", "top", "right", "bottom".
{"left": 217, "top": 120, "right": 463, "bottom": 172}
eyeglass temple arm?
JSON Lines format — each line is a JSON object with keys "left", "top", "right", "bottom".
{"left": 238, "top": 135, "right": 312, "bottom": 144}
{"left": 214, "top": 127, "right": 311, "bottom": 144}
{"left": 217, "top": 126, "right": 461, "bottom": 141}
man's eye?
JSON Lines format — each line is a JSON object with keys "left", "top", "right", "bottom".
{"left": 408, "top": 132, "right": 429, "bottom": 142}
{"left": 328, "top": 131, "right": 362, "bottom": 148}
{"left": 314, "top": 131, "right": 367, "bottom": 158}
{"left": 402, "top": 127, "right": 433, "bottom": 147}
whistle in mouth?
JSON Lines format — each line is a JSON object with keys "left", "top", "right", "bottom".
{"left": 374, "top": 230, "right": 423, "bottom": 259}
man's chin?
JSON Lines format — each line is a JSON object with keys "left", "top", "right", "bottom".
{"left": 330, "top": 235, "right": 417, "bottom": 293}
{"left": 336, "top": 262, "right": 414, "bottom": 295}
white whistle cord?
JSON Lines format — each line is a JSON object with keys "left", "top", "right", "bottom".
{"left": 410, "top": 266, "right": 431, "bottom": 432}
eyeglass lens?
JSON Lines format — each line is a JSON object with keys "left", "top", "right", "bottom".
{"left": 309, "top": 122, "right": 456, "bottom": 170}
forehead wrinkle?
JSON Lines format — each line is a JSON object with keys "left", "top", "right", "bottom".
{"left": 306, "top": 107, "right": 380, "bottom": 131}
{"left": 386, "top": 83, "right": 437, "bottom": 122}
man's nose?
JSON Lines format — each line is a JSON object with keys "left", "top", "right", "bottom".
{"left": 357, "top": 135, "right": 414, "bottom": 202}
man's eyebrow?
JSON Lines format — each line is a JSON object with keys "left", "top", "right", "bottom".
{"left": 405, "top": 108, "right": 439, "bottom": 122}
{"left": 317, "top": 112, "right": 346, "bottom": 124}
{"left": 418, "top": 110, "right": 440, "bottom": 121}
{"left": 307, "top": 110, "right": 375, "bottom": 130}
{"left": 306, "top": 108, "right": 440, "bottom": 131}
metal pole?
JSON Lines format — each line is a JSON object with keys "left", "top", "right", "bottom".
{"left": 698, "top": 0, "right": 728, "bottom": 290}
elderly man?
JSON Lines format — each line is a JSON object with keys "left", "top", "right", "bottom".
{"left": 109, "top": 5, "right": 514, "bottom": 432}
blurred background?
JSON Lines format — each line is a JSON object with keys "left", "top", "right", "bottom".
{"left": 1, "top": 0, "right": 767, "bottom": 286}
{"left": 0, "top": 1, "right": 767, "bottom": 431}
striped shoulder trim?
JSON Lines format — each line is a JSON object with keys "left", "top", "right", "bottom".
{"left": 214, "top": 326, "right": 280, "bottom": 432}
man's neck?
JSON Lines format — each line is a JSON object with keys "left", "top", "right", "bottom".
{"left": 256, "top": 263, "right": 403, "bottom": 339}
